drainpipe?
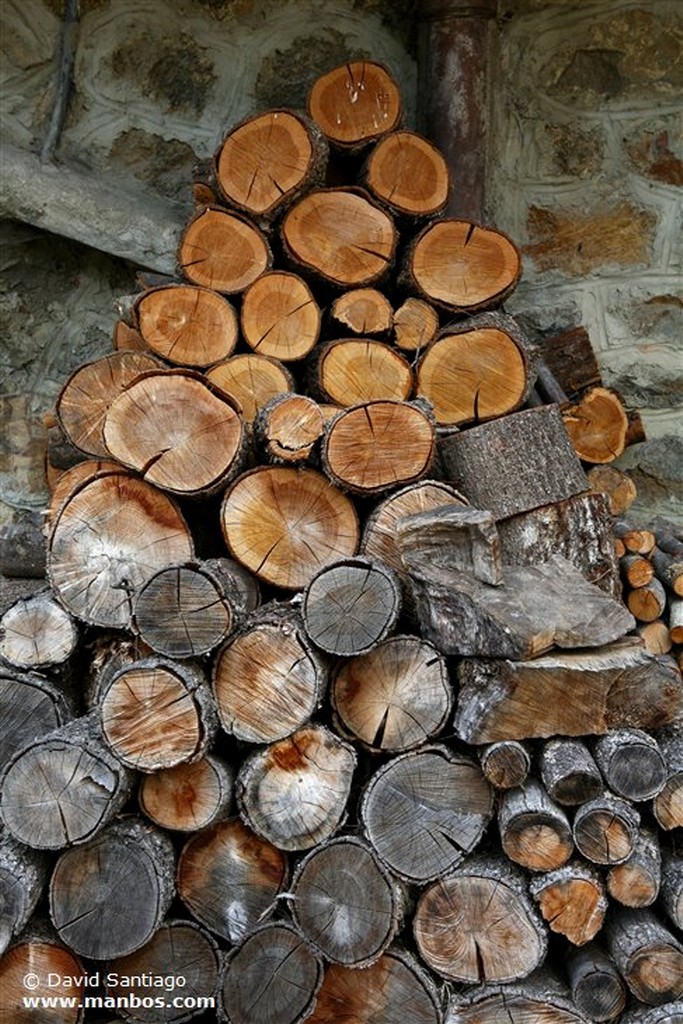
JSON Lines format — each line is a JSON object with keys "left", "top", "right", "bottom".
{"left": 415, "top": 0, "right": 499, "bottom": 223}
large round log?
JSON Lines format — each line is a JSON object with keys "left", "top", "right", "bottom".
{"left": 138, "top": 753, "right": 233, "bottom": 832}
{"left": 593, "top": 728, "right": 667, "bottom": 802}
{"left": 177, "top": 206, "right": 271, "bottom": 293}
{"left": 134, "top": 283, "right": 239, "bottom": 367}
{"left": 364, "top": 129, "right": 450, "bottom": 218}
{"left": 241, "top": 271, "right": 321, "bottom": 361}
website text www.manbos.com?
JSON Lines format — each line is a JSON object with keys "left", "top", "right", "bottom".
{"left": 18, "top": 971, "right": 215, "bottom": 1013}
{"left": 22, "top": 993, "right": 216, "bottom": 1012}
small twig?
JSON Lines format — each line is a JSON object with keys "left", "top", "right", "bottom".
{"left": 40, "top": 0, "right": 80, "bottom": 163}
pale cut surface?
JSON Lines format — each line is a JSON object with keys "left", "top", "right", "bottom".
{"left": 135, "top": 284, "right": 239, "bottom": 366}
{"left": 366, "top": 130, "right": 450, "bottom": 216}
{"left": 178, "top": 207, "right": 270, "bottom": 292}
{"left": 319, "top": 339, "right": 413, "bottom": 405}
{"left": 139, "top": 757, "right": 229, "bottom": 831}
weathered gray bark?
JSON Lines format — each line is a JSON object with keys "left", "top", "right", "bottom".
{"left": 529, "top": 860, "right": 607, "bottom": 946}
{"left": 540, "top": 738, "right": 603, "bottom": 805}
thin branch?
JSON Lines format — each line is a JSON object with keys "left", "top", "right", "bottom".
{"left": 40, "top": 0, "right": 80, "bottom": 163}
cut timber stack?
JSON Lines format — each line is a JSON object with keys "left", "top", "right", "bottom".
{"left": 1, "top": 59, "right": 682, "bottom": 1024}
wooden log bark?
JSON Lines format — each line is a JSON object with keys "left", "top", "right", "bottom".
{"left": 621, "top": 552, "right": 655, "bottom": 588}
{"left": 438, "top": 404, "right": 588, "bottom": 519}
{"left": 49, "top": 818, "right": 175, "bottom": 959}
{"left": 0, "top": 589, "right": 78, "bottom": 669}
{"left": 660, "top": 842, "right": 683, "bottom": 932}
{"left": 607, "top": 827, "right": 661, "bottom": 908}
{"left": 97, "top": 657, "right": 217, "bottom": 772}
{"left": 308, "top": 949, "right": 443, "bottom": 1024}
{"left": 302, "top": 557, "right": 401, "bottom": 656}
{"left": 669, "top": 598, "right": 683, "bottom": 643}
{"left": 562, "top": 386, "right": 629, "bottom": 464}
{"left": 363, "top": 129, "right": 450, "bottom": 218}
{"left": 566, "top": 944, "right": 628, "bottom": 1022}
{"left": 106, "top": 919, "right": 221, "bottom": 1023}
{"left": 236, "top": 724, "right": 356, "bottom": 851}
{"left": 622, "top": 1004, "right": 683, "bottom": 1024}
{"left": 539, "top": 738, "right": 603, "bottom": 806}
{"left": 206, "top": 353, "right": 294, "bottom": 422}
{"left": 212, "top": 605, "right": 328, "bottom": 744}
{"left": 636, "top": 619, "right": 673, "bottom": 655}
{"left": 650, "top": 546, "right": 683, "bottom": 597}
{"left": 573, "top": 791, "right": 640, "bottom": 866}
{"left": 330, "top": 288, "right": 393, "bottom": 335}
{"left": 392, "top": 297, "right": 440, "bottom": 353}
{"left": 446, "top": 969, "right": 591, "bottom": 1023}
{"left": 307, "top": 61, "right": 403, "bottom": 151}
{"left": 177, "top": 818, "right": 288, "bottom": 944}
{"left": 497, "top": 779, "right": 574, "bottom": 872}
{"left": 605, "top": 906, "right": 683, "bottom": 1005}
{"left": 331, "top": 634, "right": 452, "bottom": 753}
{"left": 653, "top": 720, "right": 683, "bottom": 830}
{"left": 593, "top": 728, "right": 667, "bottom": 802}
{"left": 479, "top": 740, "right": 531, "bottom": 790}
{"left": 540, "top": 325, "right": 602, "bottom": 398}
{"left": 455, "top": 641, "right": 683, "bottom": 743}
{"left": 413, "top": 855, "right": 547, "bottom": 984}
{"left": 47, "top": 471, "right": 194, "bottom": 629}
{"left": 0, "top": 825, "right": 48, "bottom": 955}
{"left": 529, "top": 860, "right": 607, "bottom": 946}
{"left": 0, "top": 929, "right": 87, "bottom": 1024}
{"left": 219, "top": 922, "right": 323, "bottom": 1024}
{"left": 360, "top": 744, "right": 493, "bottom": 883}
{"left": 220, "top": 466, "right": 359, "bottom": 590}
{"left": 0, "top": 712, "right": 134, "bottom": 849}
{"left": 627, "top": 577, "right": 668, "bottom": 624}
{"left": 240, "top": 271, "right": 321, "bottom": 361}
{"left": 138, "top": 753, "right": 233, "bottom": 832}
{"left": 254, "top": 393, "right": 325, "bottom": 464}
{"left": 397, "top": 505, "right": 502, "bottom": 586}
{"left": 133, "top": 283, "right": 239, "bottom": 367}
{"left": 290, "top": 836, "right": 403, "bottom": 967}
{"left": 177, "top": 206, "right": 272, "bottom": 293}
{"left": 313, "top": 337, "right": 413, "bottom": 406}
{"left": 0, "top": 667, "right": 73, "bottom": 771}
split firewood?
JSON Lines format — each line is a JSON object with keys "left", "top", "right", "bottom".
{"left": 652, "top": 720, "right": 683, "bottom": 830}
{"left": 0, "top": 825, "right": 48, "bottom": 955}
{"left": 206, "top": 352, "right": 294, "bottom": 421}
{"left": 49, "top": 817, "right": 175, "bottom": 959}
{"left": 282, "top": 187, "right": 397, "bottom": 287}
{"left": 402, "top": 220, "right": 521, "bottom": 313}
{"left": 497, "top": 779, "right": 574, "bottom": 872}
{"left": 177, "top": 818, "right": 288, "bottom": 944}
{"left": 529, "top": 860, "right": 608, "bottom": 946}
{"left": 605, "top": 906, "right": 683, "bottom": 1005}
{"left": 626, "top": 577, "right": 667, "bottom": 623}
{"left": 539, "top": 738, "right": 603, "bottom": 806}
{"left": 0, "top": 589, "right": 78, "bottom": 669}
{"left": 236, "top": 724, "right": 356, "bottom": 851}
{"left": 219, "top": 921, "right": 323, "bottom": 1024}
{"left": 566, "top": 944, "right": 628, "bottom": 1022}
{"left": 478, "top": 740, "right": 531, "bottom": 790}
{"left": 447, "top": 968, "right": 594, "bottom": 1023}
{"left": 587, "top": 464, "right": 638, "bottom": 516}
{"left": 0, "top": 928, "right": 86, "bottom": 1023}
{"left": 614, "top": 521, "right": 657, "bottom": 555}
{"left": 241, "top": 270, "right": 321, "bottom": 361}
{"left": 592, "top": 728, "right": 667, "bottom": 802}
{"left": 330, "top": 288, "right": 393, "bottom": 335}
{"left": 0, "top": 667, "right": 73, "bottom": 771}
{"left": 313, "top": 337, "right": 413, "bottom": 405}
{"left": 670, "top": 598, "right": 683, "bottom": 643}
{"left": 138, "top": 753, "right": 233, "bottom": 832}
{"left": 392, "top": 297, "right": 440, "bottom": 353}
{"left": 572, "top": 791, "right": 640, "bottom": 866}
{"left": 360, "top": 745, "right": 493, "bottom": 883}
{"left": 622, "top": 1003, "right": 683, "bottom": 1024}
{"left": 214, "top": 108, "right": 328, "bottom": 220}
{"left": 562, "top": 386, "right": 629, "bottom": 464}
{"left": 220, "top": 465, "right": 359, "bottom": 590}
{"left": 331, "top": 634, "right": 452, "bottom": 753}
{"left": 103, "top": 369, "right": 246, "bottom": 496}
{"left": 0, "top": 712, "right": 134, "bottom": 849}
{"left": 290, "top": 836, "right": 403, "bottom": 967}
{"left": 307, "top": 60, "right": 403, "bottom": 151}
{"left": 397, "top": 505, "right": 502, "bottom": 586}
{"left": 607, "top": 827, "right": 661, "bottom": 908}
{"left": 254, "top": 393, "right": 325, "bottom": 464}
{"left": 113, "top": 317, "right": 147, "bottom": 352}
{"left": 413, "top": 855, "right": 547, "bottom": 984}
{"left": 636, "top": 619, "right": 673, "bottom": 655}
{"left": 133, "top": 283, "right": 239, "bottom": 366}
{"left": 177, "top": 205, "right": 272, "bottom": 293}
{"left": 363, "top": 129, "right": 450, "bottom": 218}
{"left": 212, "top": 604, "right": 328, "bottom": 744}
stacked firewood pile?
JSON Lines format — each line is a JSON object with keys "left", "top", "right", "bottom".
{"left": 1, "top": 61, "right": 682, "bottom": 1024}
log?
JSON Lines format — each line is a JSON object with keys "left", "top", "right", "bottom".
{"left": 479, "top": 740, "right": 531, "bottom": 790}
{"left": 405, "top": 554, "right": 635, "bottom": 659}
{"left": 113, "top": 317, "right": 147, "bottom": 352}
{"left": 650, "top": 546, "right": 683, "bottom": 597}
{"left": 97, "top": 657, "right": 217, "bottom": 772}
{"left": 653, "top": 721, "right": 683, "bottom": 830}
{"left": 396, "top": 505, "right": 502, "bottom": 586}
{"left": 626, "top": 577, "right": 667, "bottom": 623}
{"left": 0, "top": 589, "right": 78, "bottom": 669}
{"left": 206, "top": 353, "right": 294, "bottom": 422}
{"left": 363, "top": 129, "right": 450, "bottom": 218}
{"left": 308, "top": 949, "right": 443, "bottom": 1024}
{"left": 331, "top": 634, "right": 452, "bottom": 753}
{"left": 572, "top": 791, "right": 640, "bottom": 866}
{"left": 236, "top": 724, "right": 356, "bottom": 851}
{"left": 541, "top": 325, "right": 602, "bottom": 398}
{"left": 103, "top": 369, "right": 245, "bottom": 496}
{"left": 138, "top": 753, "right": 233, "bottom": 832}
{"left": 360, "top": 744, "right": 493, "bottom": 883}
{"left": 0, "top": 576, "right": 45, "bottom": 617}
{"left": 403, "top": 219, "right": 521, "bottom": 313}
{"left": 302, "top": 557, "right": 402, "bottom": 656}
{"left": 636, "top": 619, "right": 673, "bottom": 655}
{"left": 413, "top": 855, "right": 547, "bottom": 984}
{"left": 240, "top": 271, "right": 321, "bottom": 361}
{"left": 49, "top": 817, "right": 175, "bottom": 959}
{"left": 290, "top": 836, "right": 403, "bottom": 967}
{"left": 330, "top": 288, "right": 393, "bottom": 335}
{"left": 587, "top": 464, "right": 638, "bottom": 516}
{"left": 562, "top": 386, "right": 629, "bottom": 464}
{"left": 254, "top": 393, "right": 325, "bottom": 464}
{"left": 446, "top": 969, "right": 590, "bottom": 1023}
{"left": 497, "top": 779, "right": 574, "bottom": 872}
{"left": 622, "top": 1004, "right": 683, "bottom": 1024}
{"left": 107, "top": 919, "right": 221, "bottom": 1023}
{"left": 416, "top": 313, "right": 535, "bottom": 426}
{"left": 307, "top": 60, "right": 403, "bottom": 150}
{"left": 215, "top": 108, "right": 328, "bottom": 219}
{"left": 0, "top": 667, "right": 73, "bottom": 770}
{"left": 219, "top": 921, "right": 323, "bottom": 1024}
{"left": 0, "top": 712, "right": 134, "bottom": 849}
{"left": 529, "top": 860, "right": 607, "bottom": 946}
{"left": 455, "top": 641, "right": 683, "bottom": 743}
{"left": 605, "top": 906, "right": 683, "bottom": 1005}
{"left": 46, "top": 458, "right": 122, "bottom": 528}
{"left": 177, "top": 206, "right": 272, "bottom": 293}
{"left": 621, "top": 552, "right": 655, "bottom": 588}
{"left": 322, "top": 400, "right": 435, "bottom": 496}
{"left": 281, "top": 188, "right": 397, "bottom": 287}
{"left": 593, "top": 728, "right": 667, "bottom": 802}
{"left": 566, "top": 944, "right": 628, "bottom": 1022}
{"left": 0, "top": 929, "right": 87, "bottom": 1024}
{"left": 438, "top": 404, "right": 588, "bottom": 519}
{"left": 392, "top": 297, "right": 440, "bottom": 353}
{"left": 220, "top": 466, "right": 359, "bottom": 590}
{"left": 0, "top": 508, "right": 46, "bottom": 578}
{"left": 539, "top": 738, "right": 603, "bottom": 806}
{"left": 313, "top": 338, "right": 413, "bottom": 406}
{"left": 177, "top": 817, "right": 288, "bottom": 944}
{"left": 55, "top": 349, "right": 162, "bottom": 458}
{"left": 212, "top": 605, "right": 328, "bottom": 744}
{"left": 133, "top": 283, "right": 239, "bottom": 367}
{"left": 670, "top": 598, "right": 683, "bottom": 643}
{"left": 659, "top": 843, "right": 683, "bottom": 931}
{"left": 0, "top": 825, "right": 48, "bottom": 955}
{"left": 615, "top": 521, "right": 657, "bottom": 555}
{"left": 607, "top": 827, "right": 661, "bottom": 908}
